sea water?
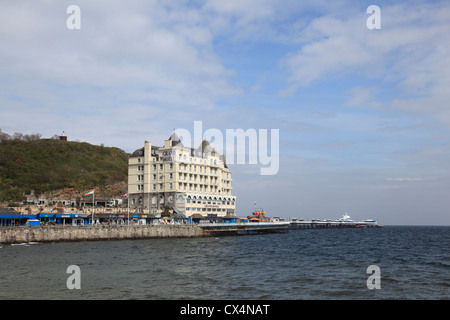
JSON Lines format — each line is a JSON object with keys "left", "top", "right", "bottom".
{"left": 0, "top": 226, "right": 448, "bottom": 300}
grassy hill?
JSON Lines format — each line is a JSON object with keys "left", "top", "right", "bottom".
{"left": 0, "top": 138, "right": 129, "bottom": 202}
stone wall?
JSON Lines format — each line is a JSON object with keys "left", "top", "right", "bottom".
{"left": 0, "top": 224, "right": 205, "bottom": 244}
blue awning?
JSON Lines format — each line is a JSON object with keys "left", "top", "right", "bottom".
{"left": 55, "top": 214, "right": 88, "bottom": 218}
{"left": 0, "top": 214, "right": 21, "bottom": 219}
{"left": 0, "top": 214, "right": 37, "bottom": 219}
{"left": 38, "top": 213, "right": 54, "bottom": 218}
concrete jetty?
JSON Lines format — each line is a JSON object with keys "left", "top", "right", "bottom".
{"left": 0, "top": 215, "right": 381, "bottom": 244}
{"left": 0, "top": 222, "right": 291, "bottom": 244}
{"left": 0, "top": 224, "right": 204, "bottom": 244}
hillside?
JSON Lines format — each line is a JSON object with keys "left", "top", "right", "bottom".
{"left": 0, "top": 138, "right": 129, "bottom": 202}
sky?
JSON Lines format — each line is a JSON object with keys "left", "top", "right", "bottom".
{"left": 1, "top": 0, "right": 449, "bottom": 225}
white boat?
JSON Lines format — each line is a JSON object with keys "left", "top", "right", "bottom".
{"left": 336, "top": 213, "right": 353, "bottom": 222}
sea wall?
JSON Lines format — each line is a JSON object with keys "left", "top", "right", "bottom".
{"left": 0, "top": 224, "right": 206, "bottom": 244}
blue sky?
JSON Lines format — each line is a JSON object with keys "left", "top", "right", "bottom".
{"left": 1, "top": 0, "right": 449, "bottom": 224}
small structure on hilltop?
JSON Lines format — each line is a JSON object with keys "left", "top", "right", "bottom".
{"left": 59, "top": 131, "right": 67, "bottom": 141}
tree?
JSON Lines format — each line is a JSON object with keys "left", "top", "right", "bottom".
{"left": 0, "top": 129, "right": 11, "bottom": 142}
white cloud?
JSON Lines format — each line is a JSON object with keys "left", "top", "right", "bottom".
{"left": 345, "top": 87, "right": 381, "bottom": 108}
{"left": 281, "top": 2, "right": 450, "bottom": 124}
{"left": 0, "top": 0, "right": 244, "bottom": 147}
{"left": 0, "top": 1, "right": 240, "bottom": 102}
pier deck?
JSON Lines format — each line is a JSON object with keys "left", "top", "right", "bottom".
{"left": 289, "top": 220, "right": 382, "bottom": 229}
{"left": 198, "top": 221, "right": 291, "bottom": 236}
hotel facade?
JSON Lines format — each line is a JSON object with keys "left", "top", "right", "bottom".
{"left": 128, "top": 132, "right": 236, "bottom": 218}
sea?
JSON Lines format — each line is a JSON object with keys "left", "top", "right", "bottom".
{"left": 0, "top": 226, "right": 448, "bottom": 302}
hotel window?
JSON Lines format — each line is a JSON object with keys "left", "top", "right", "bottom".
{"left": 153, "top": 184, "right": 156, "bottom": 190}
{"left": 153, "top": 164, "right": 156, "bottom": 170}
{"left": 169, "top": 183, "right": 173, "bottom": 189}
{"left": 170, "top": 163, "right": 173, "bottom": 169}
{"left": 159, "top": 184, "right": 163, "bottom": 190}
{"left": 159, "top": 164, "right": 163, "bottom": 170}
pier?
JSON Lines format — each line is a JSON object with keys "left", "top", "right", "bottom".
{"left": 289, "top": 213, "right": 382, "bottom": 229}
{"left": 0, "top": 212, "right": 382, "bottom": 244}
{"left": 198, "top": 221, "right": 291, "bottom": 236}
{"left": 289, "top": 220, "right": 382, "bottom": 229}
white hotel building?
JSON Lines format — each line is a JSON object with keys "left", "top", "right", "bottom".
{"left": 128, "top": 132, "right": 236, "bottom": 217}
